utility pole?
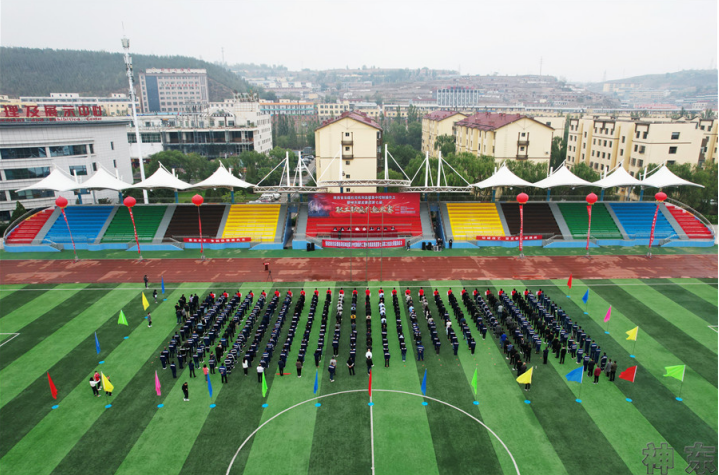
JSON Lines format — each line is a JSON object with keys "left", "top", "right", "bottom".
{"left": 122, "top": 36, "right": 148, "bottom": 204}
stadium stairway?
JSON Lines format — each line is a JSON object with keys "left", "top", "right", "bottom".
{"left": 5, "top": 209, "right": 55, "bottom": 245}
{"left": 608, "top": 203, "right": 676, "bottom": 239}
{"left": 221, "top": 204, "right": 281, "bottom": 242}
{"left": 101, "top": 205, "right": 167, "bottom": 243}
{"left": 43, "top": 206, "right": 114, "bottom": 244}
{"left": 446, "top": 203, "right": 505, "bottom": 240}
{"left": 665, "top": 204, "right": 713, "bottom": 239}
{"left": 163, "top": 205, "right": 227, "bottom": 241}
{"left": 500, "top": 202, "right": 562, "bottom": 237}
{"left": 557, "top": 202, "right": 623, "bottom": 239}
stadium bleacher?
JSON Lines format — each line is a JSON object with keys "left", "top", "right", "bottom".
{"left": 5, "top": 209, "right": 55, "bottom": 244}
{"left": 221, "top": 204, "right": 280, "bottom": 242}
{"left": 558, "top": 203, "right": 623, "bottom": 239}
{"left": 44, "top": 206, "right": 114, "bottom": 244}
{"left": 608, "top": 203, "right": 676, "bottom": 239}
{"left": 101, "top": 206, "right": 167, "bottom": 243}
{"left": 163, "top": 205, "right": 226, "bottom": 240}
{"left": 446, "top": 203, "right": 505, "bottom": 240}
{"left": 500, "top": 202, "right": 562, "bottom": 237}
{"left": 665, "top": 204, "right": 713, "bottom": 238}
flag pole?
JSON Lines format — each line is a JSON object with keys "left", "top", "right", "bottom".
{"left": 631, "top": 339, "right": 637, "bottom": 358}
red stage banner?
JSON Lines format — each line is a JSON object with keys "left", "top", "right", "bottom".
{"left": 322, "top": 239, "right": 405, "bottom": 249}
{"left": 476, "top": 235, "right": 542, "bottom": 241}
{"left": 183, "top": 237, "right": 251, "bottom": 243}
{"left": 308, "top": 193, "right": 419, "bottom": 218}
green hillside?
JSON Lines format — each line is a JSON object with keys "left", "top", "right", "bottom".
{"left": 0, "top": 47, "right": 250, "bottom": 101}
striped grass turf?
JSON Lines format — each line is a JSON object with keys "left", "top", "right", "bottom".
{"left": 239, "top": 282, "right": 335, "bottom": 475}
{"left": 0, "top": 284, "right": 197, "bottom": 474}
{"left": 439, "top": 280, "right": 631, "bottom": 475}
{"left": 407, "top": 280, "right": 504, "bottom": 475}
{"left": 668, "top": 278, "right": 719, "bottom": 305}
{"left": 0, "top": 284, "right": 116, "bottom": 372}
{"left": 543, "top": 279, "right": 718, "bottom": 453}
{"left": 0, "top": 279, "right": 716, "bottom": 475}
{"left": 0, "top": 284, "right": 59, "bottom": 318}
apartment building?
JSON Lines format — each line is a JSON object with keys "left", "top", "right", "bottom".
{"left": 421, "top": 110, "right": 468, "bottom": 157}
{"left": 138, "top": 68, "right": 209, "bottom": 113}
{"left": 454, "top": 112, "right": 554, "bottom": 165}
{"left": 566, "top": 116, "right": 716, "bottom": 178}
{"left": 315, "top": 111, "right": 382, "bottom": 193}
{"left": 259, "top": 100, "right": 316, "bottom": 117}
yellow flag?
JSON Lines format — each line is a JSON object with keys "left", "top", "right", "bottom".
{"left": 142, "top": 293, "right": 150, "bottom": 311}
{"left": 626, "top": 326, "right": 639, "bottom": 341}
{"left": 516, "top": 367, "right": 533, "bottom": 385}
{"left": 101, "top": 372, "right": 114, "bottom": 393}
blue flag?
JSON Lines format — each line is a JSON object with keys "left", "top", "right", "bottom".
{"left": 207, "top": 374, "right": 213, "bottom": 399}
{"left": 161, "top": 277, "right": 165, "bottom": 294}
{"left": 582, "top": 290, "right": 589, "bottom": 305}
{"left": 566, "top": 366, "right": 584, "bottom": 383}
{"left": 313, "top": 370, "right": 318, "bottom": 394}
{"left": 95, "top": 332, "right": 101, "bottom": 354}
{"left": 421, "top": 369, "right": 427, "bottom": 396}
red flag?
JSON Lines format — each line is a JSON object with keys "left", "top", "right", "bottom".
{"left": 47, "top": 372, "right": 58, "bottom": 399}
{"left": 368, "top": 369, "right": 372, "bottom": 398}
{"left": 618, "top": 366, "right": 637, "bottom": 383}
{"left": 567, "top": 274, "right": 573, "bottom": 289}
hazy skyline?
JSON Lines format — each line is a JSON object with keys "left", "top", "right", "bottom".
{"left": 1, "top": 0, "right": 717, "bottom": 83}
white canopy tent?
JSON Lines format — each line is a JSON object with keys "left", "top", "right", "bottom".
{"left": 192, "top": 165, "right": 254, "bottom": 189}
{"left": 471, "top": 163, "right": 535, "bottom": 189}
{"left": 591, "top": 166, "right": 643, "bottom": 189}
{"left": 533, "top": 163, "right": 594, "bottom": 200}
{"left": 191, "top": 164, "right": 254, "bottom": 203}
{"left": 16, "top": 168, "right": 78, "bottom": 192}
{"left": 129, "top": 163, "right": 192, "bottom": 191}
{"left": 639, "top": 164, "right": 704, "bottom": 189}
{"left": 66, "top": 167, "right": 132, "bottom": 192}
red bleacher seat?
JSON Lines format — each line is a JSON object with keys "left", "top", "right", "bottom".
{"left": 6, "top": 209, "right": 54, "bottom": 244}
{"left": 665, "top": 204, "right": 713, "bottom": 238}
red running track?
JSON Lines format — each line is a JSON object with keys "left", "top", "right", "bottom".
{"left": 0, "top": 255, "right": 716, "bottom": 284}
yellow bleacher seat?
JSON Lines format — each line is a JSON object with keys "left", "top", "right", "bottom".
{"left": 221, "top": 204, "right": 281, "bottom": 242}
{"left": 446, "top": 203, "right": 505, "bottom": 240}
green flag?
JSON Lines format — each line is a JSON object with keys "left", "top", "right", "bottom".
{"left": 471, "top": 368, "right": 478, "bottom": 396}
{"left": 262, "top": 371, "right": 268, "bottom": 397}
{"left": 118, "top": 310, "right": 128, "bottom": 326}
{"left": 663, "top": 365, "right": 685, "bottom": 382}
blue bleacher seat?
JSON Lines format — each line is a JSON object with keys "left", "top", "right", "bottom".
{"left": 44, "top": 206, "right": 114, "bottom": 244}
{"left": 608, "top": 203, "right": 676, "bottom": 239}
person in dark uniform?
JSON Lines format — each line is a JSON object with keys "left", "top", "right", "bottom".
{"left": 384, "top": 349, "right": 390, "bottom": 367}
{"left": 347, "top": 357, "right": 355, "bottom": 375}
{"left": 144, "top": 275, "right": 149, "bottom": 288}
{"left": 189, "top": 360, "right": 196, "bottom": 378}
{"left": 182, "top": 382, "right": 189, "bottom": 401}
{"left": 296, "top": 359, "right": 303, "bottom": 378}
{"left": 328, "top": 360, "right": 336, "bottom": 382}
{"left": 587, "top": 358, "right": 596, "bottom": 377}
{"left": 170, "top": 361, "right": 177, "bottom": 378}
{"left": 560, "top": 345, "right": 567, "bottom": 364}
{"left": 220, "top": 364, "right": 228, "bottom": 383}
{"left": 417, "top": 343, "right": 424, "bottom": 361}
{"left": 278, "top": 358, "right": 286, "bottom": 376}
{"left": 366, "top": 357, "right": 373, "bottom": 374}
{"left": 543, "top": 346, "right": 549, "bottom": 364}
{"left": 314, "top": 348, "right": 322, "bottom": 368}
{"left": 160, "top": 348, "right": 168, "bottom": 369}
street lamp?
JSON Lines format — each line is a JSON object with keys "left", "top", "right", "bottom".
{"left": 55, "top": 196, "right": 78, "bottom": 262}
{"left": 647, "top": 192, "right": 667, "bottom": 259}
{"left": 585, "top": 193, "right": 598, "bottom": 258}
{"left": 192, "top": 194, "right": 206, "bottom": 260}
{"left": 516, "top": 192, "right": 529, "bottom": 259}
{"left": 123, "top": 196, "right": 143, "bottom": 261}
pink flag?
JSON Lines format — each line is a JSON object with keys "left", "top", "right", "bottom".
{"left": 604, "top": 306, "right": 612, "bottom": 323}
{"left": 155, "top": 371, "right": 161, "bottom": 396}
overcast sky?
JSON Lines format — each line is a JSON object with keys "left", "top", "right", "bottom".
{"left": 1, "top": 0, "right": 716, "bottom": 82}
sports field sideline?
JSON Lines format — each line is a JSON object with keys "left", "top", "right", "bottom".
{"left": 0, "top": 277, "right": 716, "bottom": 475}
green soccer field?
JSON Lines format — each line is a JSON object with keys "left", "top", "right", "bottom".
{"left": 0, "top": 278, "right": 716, "bottom": 475}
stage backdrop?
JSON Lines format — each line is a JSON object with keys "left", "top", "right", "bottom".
{"left": 307, "top": 193, "right": 420, "bottom": 218}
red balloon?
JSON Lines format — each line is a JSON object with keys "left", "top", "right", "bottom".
{"left": 655, "top": 192, "right": 667, "bottom": 202}
{"left": 586, "top": 193, "right": 598, "bottom": 205}
{"left": 123, "top": 196, "right": 137, "bottom": 208}
{"left": 55, "top": 196, "right": 68, "bottom": 209}
{"left": 191, "top": 194, "right": 204, "bottom": 206}
{"left": 516, "top": 192, "right": 529, "bottom": 205}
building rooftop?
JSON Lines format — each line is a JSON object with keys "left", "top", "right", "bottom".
{"left": 455, "top": 112, "right": 526, "bottom": 131}
{"left": 424, "top": 110, "right": 464, "bottom": 121}
{"left": 316, "top": 110, "right": 381, "bottom": 131}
